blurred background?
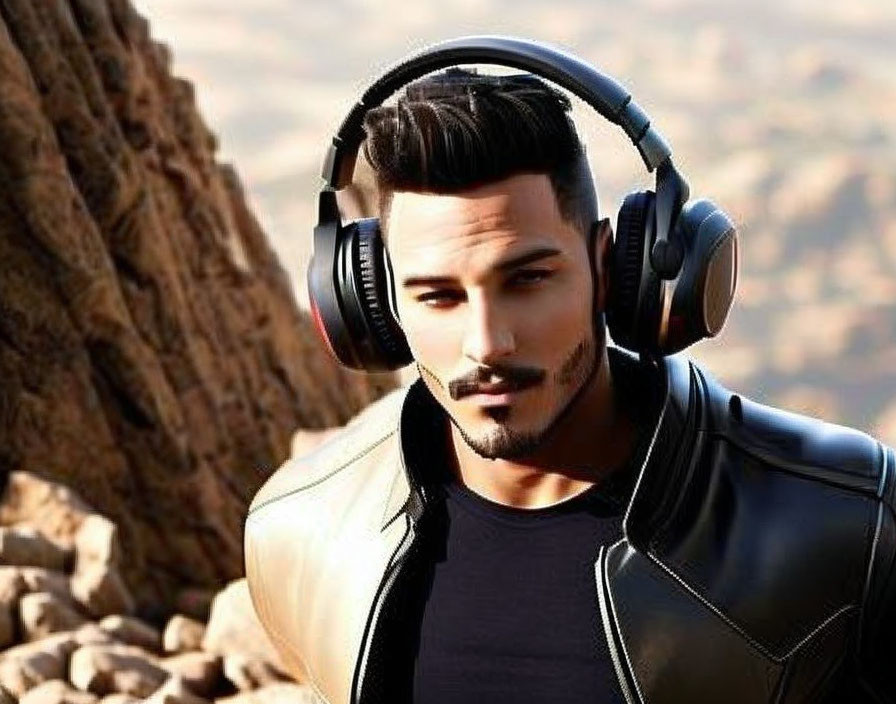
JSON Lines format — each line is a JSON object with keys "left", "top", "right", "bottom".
{"left": 134, "top": 0, "right": 896, "bottom": 444}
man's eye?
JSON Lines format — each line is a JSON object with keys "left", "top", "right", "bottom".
{"left": 416, "top": 291, "right": 464, "bottom": 308}
{"left": 508, "top": 269, "right": 552, "bottom": 287}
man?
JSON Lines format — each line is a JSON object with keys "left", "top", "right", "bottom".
{"left": 244, "top": 57, "right": 896, "bottom": 703}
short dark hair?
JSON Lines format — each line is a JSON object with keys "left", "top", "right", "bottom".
{"left": 361, "top": 68, "right": 598, "bottom": 238}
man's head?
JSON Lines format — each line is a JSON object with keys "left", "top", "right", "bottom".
{"left": 361, "top": 68, "right": 614, "bottom": 460}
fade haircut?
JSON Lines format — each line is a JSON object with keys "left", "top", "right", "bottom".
{"left": 360, "top": 68, "right": 598, "bottom": 239}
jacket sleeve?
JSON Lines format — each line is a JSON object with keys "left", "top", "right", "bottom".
{"left": 853, "top": 442, "right": 896, "bottom": 701}
{"left": 244, "top": 513, "right": 313, "bottom": 685}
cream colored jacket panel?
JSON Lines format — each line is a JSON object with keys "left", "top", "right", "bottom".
{"left": 244, "top": 386, "right": 414, "bottom": 704}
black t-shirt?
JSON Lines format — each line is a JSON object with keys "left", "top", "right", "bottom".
{"left": 393, "top": 349, "right": 661, "bottom": 704}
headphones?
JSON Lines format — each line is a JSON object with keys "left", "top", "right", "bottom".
{"left": 308, "top": 35, "right": 739, "bottom": 372}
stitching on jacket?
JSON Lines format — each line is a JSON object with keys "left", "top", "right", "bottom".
{"left": 602, "top": 539, "right": 647, "bottom": 704}
{"left": 248, "top": 429, "right": 397, "bottom": 516}
{"left": 707, "top": 431, "right": 882, "bottom": 497}
{"left": 875, "top": 440, "right": 889, "bottom": 499}
{"left": 779, "top": 603, "right": 855, "bottom": 659}
{"left": 645, "top": 550, "right": 855, "bottom": 664}
{"left": 857, "top": 442, "right": 889, "bottom": 653}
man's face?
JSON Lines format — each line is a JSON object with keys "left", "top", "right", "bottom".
{"left": 388, "top": 173, "right": 609, "bottom": 460}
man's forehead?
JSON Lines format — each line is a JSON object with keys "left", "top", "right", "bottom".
{"left": 386, "top": 173, "right": 577, "bottom": 273}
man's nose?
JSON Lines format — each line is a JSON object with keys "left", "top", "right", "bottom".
{"left": 461, "top": 296, "right": 515, "bottom": 365}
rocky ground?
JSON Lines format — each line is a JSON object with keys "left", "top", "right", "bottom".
{"left": 0, "top": 472, "right": 314, "bottom": 704}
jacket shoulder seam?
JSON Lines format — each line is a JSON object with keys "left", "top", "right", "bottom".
{"left": 248, "top": 428, "right": 397, "bottom": 517}
{"left": 708, "top": 430, "right": 884, "bottom": 497}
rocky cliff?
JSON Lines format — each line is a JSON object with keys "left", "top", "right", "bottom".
{"left": 0, "top": 0, "right": 394, "bottom": 614}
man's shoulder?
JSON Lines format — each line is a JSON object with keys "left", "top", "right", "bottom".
{"left": 691, "top": 359, "right": 892, "bottom": 496}
{"left": 248, "top": 384, "right": 409, "bottom": 517}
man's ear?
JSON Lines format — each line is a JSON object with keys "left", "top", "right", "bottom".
{"left": 589, "top": 218, "right": 613, "bottom": 313}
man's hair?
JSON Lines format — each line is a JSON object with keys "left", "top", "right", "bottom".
{"left": 360, "top": 68, "right": 598, "bottom": 238}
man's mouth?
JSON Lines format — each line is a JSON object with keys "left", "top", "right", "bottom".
{"left": 448, "top": 365, "right": 546, "bottom": 402}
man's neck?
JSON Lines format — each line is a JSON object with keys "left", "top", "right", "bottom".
{"left": 445, "top": 346, "right": 639, "bottom": 509}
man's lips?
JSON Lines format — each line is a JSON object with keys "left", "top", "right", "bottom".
{"left": 462, "top": 377, "right": 540, "bottom": 404}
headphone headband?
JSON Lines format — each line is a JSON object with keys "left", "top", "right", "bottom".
{"left": 321, "top": 35, "right": 673, "bottom": 189}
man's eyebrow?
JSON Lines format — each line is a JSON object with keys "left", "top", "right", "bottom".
{"left": 494, "top": 247, "right": 562, "bottom": 272}
{"left": 401, "top": 247, "right": 562, "bottom": 288}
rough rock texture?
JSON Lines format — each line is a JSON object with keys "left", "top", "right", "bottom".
{"left": 0, "top": 0, "right": 395, "bottom": 614}
{"left": 1, "top": 481, "right": 307, "bottom": 701}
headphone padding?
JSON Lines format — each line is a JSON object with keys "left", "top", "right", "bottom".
{"left": 355, "top": 219, "right": 413, "bottom": 367}
{"left": 609, "top": 191, "right": 652, "bottom": 352}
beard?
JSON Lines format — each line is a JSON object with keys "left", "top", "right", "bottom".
{"left": 417, "top": 330, "right": 601, "bottom": 460}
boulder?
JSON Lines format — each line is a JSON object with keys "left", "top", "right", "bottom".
{"left": 0, "top": 527, "right": 68, "bottom": 572}
{"left": 19, "top": 592, "right": 89, "bottom": 641}
{"left": 222, "top": 655, "right": 286, "bottom": 692}
{"left": 145, "top": 676, "right": 209, "bottom": 704}
{"left": 74, "top": 516, "right": 121, "bottom": 571}
{"left": 201, "top": 580, "right": 285, "bottom": 674}
{"left": 0, "top": 566, "right": 26, "bottom": 607}
{"left": 19, "top": 679, "right": 99, "bottom": 704}
{"left": 161, "top": 652, "right": 221, "bottom": 698}
{"left": 0, "top": 473, "right": 94, "bottom": 552}
{"left": 162, "top": 615, "right": 205, "bottom": 654}
{"left": 69, "top": 644, "right": 167, "bottom": 698}
{"left": 98, "top": 615, "right": 161, "bottom": 653}
{"left": 214, "top": 683, "right": 321, "bottom": 704}
{"left": 19, "top": 568, "right": 74, "bottom": 605}
{"left": 0, "top": 633, "right": 78, "bottom": 696}
{"left": 70, "top": 564, "right": 134, "bottom": 618}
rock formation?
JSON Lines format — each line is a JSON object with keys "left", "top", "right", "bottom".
{"left": 0, "top": 0, "right": 394, "bottom": 614}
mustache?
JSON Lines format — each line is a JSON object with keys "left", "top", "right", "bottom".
{"left": 448, "top": 363, "right": 546, "bottom": 401}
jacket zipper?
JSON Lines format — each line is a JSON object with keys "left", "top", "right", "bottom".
{"left": 596, "top": 544, "right": 641, "bottom": 704}
{"left": 352, "top": 514, "right": 418, "bottom": 704}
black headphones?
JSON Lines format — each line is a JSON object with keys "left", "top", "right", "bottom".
{"left": 308, "top": 35, "right": 739, "bottom": 372}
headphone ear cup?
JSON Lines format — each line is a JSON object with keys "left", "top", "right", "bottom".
{"left": 660, "top": 198, "right": 739, "bottom": 354}
{"left": 608, "top": 191, "right": 660, "bottom": 354}
{"left": 354, "top": 219, "right": 413, "bottom": 370}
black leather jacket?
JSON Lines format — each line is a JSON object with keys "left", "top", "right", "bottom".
{"left": 376, "top": 348, "right": 896, "bottom": 703}
{"left": 246, "top": 347, "right": 896, "bottom": 703}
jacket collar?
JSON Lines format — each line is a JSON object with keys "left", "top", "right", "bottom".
{"left": 384, "top": 347, "right": 700, "bottom": 542}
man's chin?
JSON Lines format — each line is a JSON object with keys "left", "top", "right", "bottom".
{"left": 451, "top": 417, "right": 545, "bottom": 460}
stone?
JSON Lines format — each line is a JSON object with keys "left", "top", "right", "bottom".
{"left": 0, "top": 566, "right": 26, "bottom": 606}
{"left": 222, "top": 654, "right": 285, "bottom": 692}
{"left": 162, "top": 615, "right": 205, "bottom": 654}
{"left": 73, "top": 623, "right": 117, "bottom": 647}
{"left": 19, "top": 679, "right": 99, "bottom": 704}
{"left": 19, "top": 592, "right": 89, "bottom": 641}
{"left": 0, "top": 605, "right": 14, "bottom": 649}
{"left": 0, "top": 633, "right": 78, "bottom": 696}
{"left": 161, "top": 652, "right": 221, "bottom": 698}
{"left": 69, "top": 644, "right": 167, "bottom": 698}
{"left": 202, "top": 580, "right": 286, "bottom": 675}
{"left": 145, "top": 676, "right": 209, "bottom": 704}
{"left": 74, "top": 516, "right": 121, "bottom": 571}
{"left": 19, "top": 568, "right": 74, "bottom": 605}
{"left": 98, "top": 614, "right": 160, "bottom": 653}
{"left": 70, "top": 563, "right": 134, "bottom": 618}
{"left": 0, "top": 473, "right": 94, "bottom": 552}
{"left": 214, "top": 683, "right": 321, "bottom": 703}
{"left": 0, "top": 527, "right": 68, "bottom": 571}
